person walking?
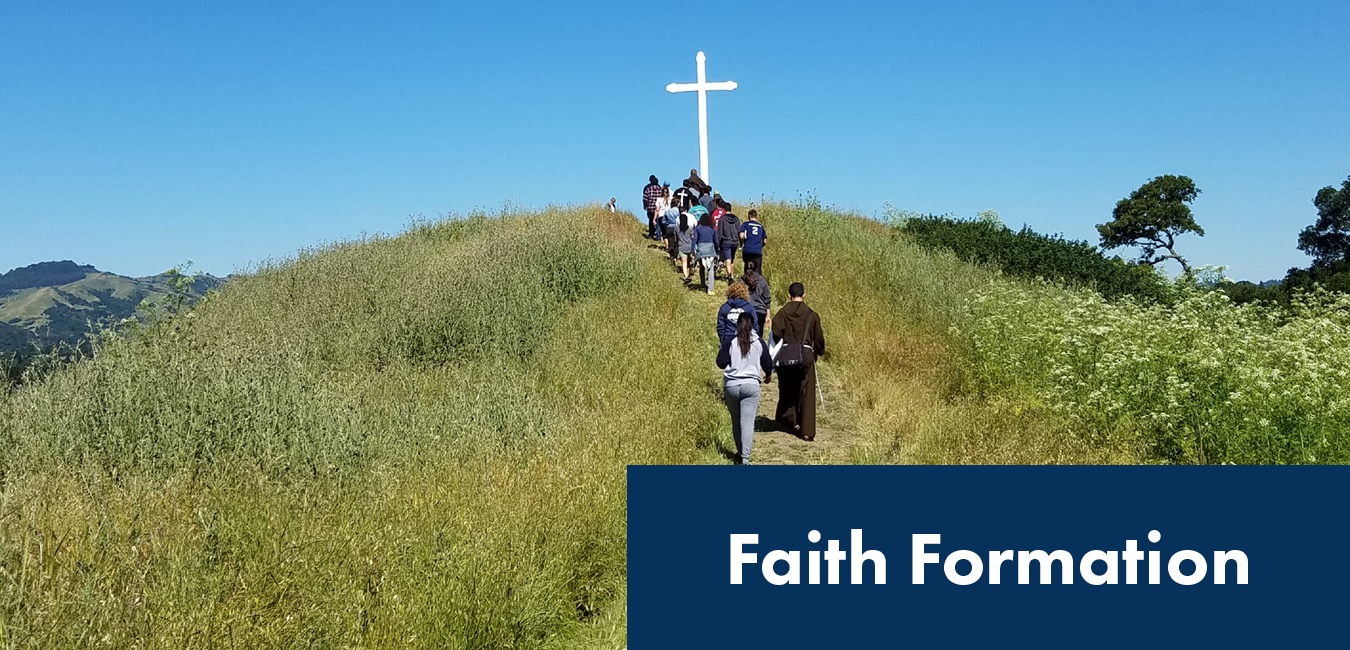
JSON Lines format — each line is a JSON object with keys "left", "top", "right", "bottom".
{"left": 684, "top": 168, "right": 711, "bottom": 198}
{"left": 606, "top": 197, "right": 617, "bottom": 213}
{"left": 717, "top": 206, "right": 741, "bottom": 279}
{"left": 661, "top": 196, "right": 681, "bottom": 261}
{"left": 741, "top": 261, "right": 771, "bottom": 341}
{"left": 654, "top": 184, "right": 671, "bottom": 217}
{"left": 772, "top": 282, "right": 825, "bottom": 441}
{"left": 692, "top": 211, "right": 719, "bottom": 295}
{"left": 676, "top": 208, "right": 696, "bottom": 282}
{"left": 698, "top": 189, "right": 716, "bottom": 214}
{"left": 672, "top": 185, "right": 694, "bottom": 210}
{"left": 739, "top": 209, "right": 767, "bottom": 273}
{"left": 642, "top": 175, "right": 663, "bottom": 239}
{"left": 717, "top": 313, "right": 774, "bottom": 465}
{"left": 716, "top": 281, "right": 759, "bottom": 344}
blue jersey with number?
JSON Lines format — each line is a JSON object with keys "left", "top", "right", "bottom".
{"left": 739, "top": 221, "right": 766, "bottom": 254}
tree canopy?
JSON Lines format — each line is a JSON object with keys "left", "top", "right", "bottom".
{"left": 1296, "top": 176, "right": 1350, "bottom": 268}
{"left": 1098, "top": 175, "right": 1204, "bottom": 275}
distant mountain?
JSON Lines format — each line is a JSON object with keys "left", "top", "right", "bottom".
{"left": 0, "top": 261, "right": 99, "bottom": 293}
{"left": 0, "top": 261, "right": 226, "bottom": 356}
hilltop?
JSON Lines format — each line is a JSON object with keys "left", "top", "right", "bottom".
{"left": 0, "top": 200, "right": 1126, "bottom": 647}
{"left": 3, "top": 199, "right": 1348, "bottom": 647}
{"left": 0, "top": 260, "right": 226, "bottom": 354}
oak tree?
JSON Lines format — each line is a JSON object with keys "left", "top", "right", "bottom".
{"left": 1296, "top": 175, "right": 1350, "bottom": 268}
{"left": 1098, "top": 175, "right": 1204, "bottom": 276}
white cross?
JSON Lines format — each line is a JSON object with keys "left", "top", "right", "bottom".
{"left": 666, "top": 51, "right": 737, "bottom": 187}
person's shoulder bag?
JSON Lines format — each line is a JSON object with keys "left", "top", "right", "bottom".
{"left": 775, "top": 310, "right": 815, "bottom": 368}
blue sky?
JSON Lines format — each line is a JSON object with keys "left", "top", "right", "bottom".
{"left": 3, "top": 1, "right": 1347, "bottom": 281}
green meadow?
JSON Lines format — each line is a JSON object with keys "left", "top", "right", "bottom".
{"left": 3, "top": 199, "right": 1348, "bottom": 646}
{"left": 1, "top": 208, "right": 727, "bottom": 648}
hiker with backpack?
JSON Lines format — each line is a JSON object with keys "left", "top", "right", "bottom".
{"left": 716, "top": 281, "right": 759, "bottom": 344}
{"left": 691, "top": 210, "right": 719, "bottom": 295}
{"left": 739, "top": 209, "right": 767, "bottom": 274}
{"left": 772, "top": 282, "right": 826, "bottom": 441}
{"left": 716, "top": 310, "right": 774, "bottom": 465}
{"left": 716, "top": 206, "right": 741, "bottom": 279}
{"left": 741, "top": 261, "right": 771, "bottom": 341}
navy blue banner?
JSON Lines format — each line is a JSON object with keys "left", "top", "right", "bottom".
{"left": 629, "top": 466, "right": 1348, "bottom": 648}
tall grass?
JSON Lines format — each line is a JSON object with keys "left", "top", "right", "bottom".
{"left": 0, "top": 206, "right": 724, "bottom": 648}
{"left": 752, "top": 197, "right": 1114, "bottom": 464}
{"left": 10, "top": 193, "right": 1332, "bottom": 644}
{"left": 752, "top": 197, "right": 1346, "bottom": 466}
{"left": 956, "top": 280, "right": 1350, "bottom": 464}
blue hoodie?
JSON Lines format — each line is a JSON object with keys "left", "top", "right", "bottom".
{"left": 692, "top": 224, "right": 718, "bottom": 258}
{"left": 716, "top": 298, "right": 759, "bottom": 341}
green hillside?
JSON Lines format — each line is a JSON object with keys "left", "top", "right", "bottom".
{"left": 0, "top": 261, "right": 98, "bottom": 293}
{"left": 0, "top": 262, "right": 225, "bottom": 356}
{"left": 0, "top": 207, "right": 725, "bottom": 648}
{"left": 3, "top": 200, "right": 1348, "bottom": 646}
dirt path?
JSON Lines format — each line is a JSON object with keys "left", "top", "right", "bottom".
{"left": 747, "top": 360, "right": 852, "bottom": 465}
{"left": 643, "top": 236, "right": 854, "bottom": 465}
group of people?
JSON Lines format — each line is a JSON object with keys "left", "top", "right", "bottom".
{"left": 716, "top": 280, "right": 826, "bottom": 465}
{"left": 641, "top": 171, "right": 767, "bottom": 296}
{"left": 641, "top": 172, "right": 825, "bottom": 466}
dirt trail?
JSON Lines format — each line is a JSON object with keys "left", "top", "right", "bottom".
{"left": 642, "top": 235, "right": 853, "bottom": 465}
{"left": 746, "top": 361, "right": 851, "bottom": 465}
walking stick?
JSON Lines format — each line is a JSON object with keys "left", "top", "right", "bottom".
{"left": 815, "top": 362, "right": 825, "bottom": 409}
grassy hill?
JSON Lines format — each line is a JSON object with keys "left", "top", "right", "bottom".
{"left": 0, "top": 261, "right": 226, "bottom": 360}
{"left": 0, "top": 207, "right": 727, "bottom": 648}
{"left": 3, "top": 199, "right": 1348, "bottom": 646}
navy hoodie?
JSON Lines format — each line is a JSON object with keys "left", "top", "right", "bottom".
{"left": 716, "top": 298, "right": 760, "bottom": 341}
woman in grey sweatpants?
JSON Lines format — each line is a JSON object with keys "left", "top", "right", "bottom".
{"left": 715, "top": 312, "right": 775, "bottom": 465}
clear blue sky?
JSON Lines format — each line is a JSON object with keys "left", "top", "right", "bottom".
{"left": 3, "top": 1, "right": 1347, "bottom": 281}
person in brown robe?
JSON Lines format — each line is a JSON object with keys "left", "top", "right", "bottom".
{"left": 683, "top": 168, "right": 711, "bottom": 197}
{"left": 771, "top": 282, "right": 826, "bottom": 441}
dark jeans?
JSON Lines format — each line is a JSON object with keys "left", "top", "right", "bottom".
{"left": 743, "top": 252, "right": 763, "bottom": 273}
{"left": 646, "top": 209, "right": 659, "bottom": 239}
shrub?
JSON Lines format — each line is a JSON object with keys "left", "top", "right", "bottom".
{"left": 899, "top": 216, "right": 1172, "bottom": 303}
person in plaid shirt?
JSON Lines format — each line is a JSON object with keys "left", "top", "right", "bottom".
{"left": 642, "top": 175, "right": 663, "bottom": 240}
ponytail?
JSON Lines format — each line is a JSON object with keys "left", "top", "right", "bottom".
{"left": 736, "top": 312, "right": 755, "bottom": 357}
